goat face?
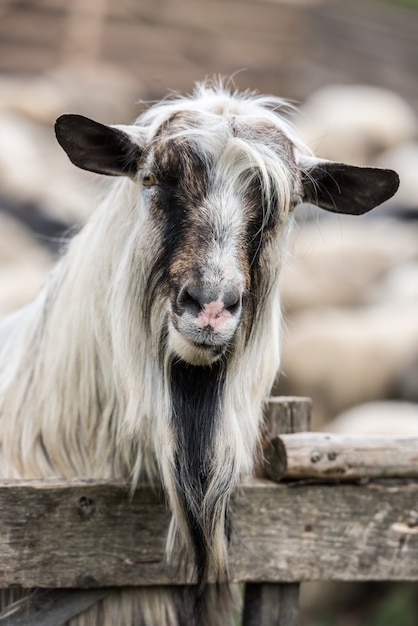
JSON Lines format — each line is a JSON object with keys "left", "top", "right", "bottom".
{"left": 140, "top": 113, "right": 299, "bottom": 366}
{"left": 56, "top": 106, "right": 302, "bottom": 366}
{"left": 55, "top": 87, "right": 399, "bottom": 370}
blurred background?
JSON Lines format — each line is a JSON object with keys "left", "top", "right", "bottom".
{"left": 0, "top": 0, "right": 417, "bottom": 624}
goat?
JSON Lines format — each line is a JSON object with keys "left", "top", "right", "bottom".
{"left": 0, "top": 80, "right": 399, "bottom": 625}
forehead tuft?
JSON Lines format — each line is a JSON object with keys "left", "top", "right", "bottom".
{"left": 136, "top": 82, "right": 306, "bottom": 151}
{"left": 143, "top": 108, "right": 297, "bottom": 178}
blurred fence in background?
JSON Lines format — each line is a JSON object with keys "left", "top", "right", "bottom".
{"left": 0, "top": 0, "right": 417, "bottom": 109}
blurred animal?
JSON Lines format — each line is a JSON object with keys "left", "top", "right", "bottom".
{"left": 325, "top": 401, "right": 418, "bottom": 436}
{"left": 0, "top": 79, "right": 399, "bottom": 625}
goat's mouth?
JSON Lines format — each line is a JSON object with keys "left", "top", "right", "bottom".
{"left": 168, "top": 316, "right": 233, "bottom": 366}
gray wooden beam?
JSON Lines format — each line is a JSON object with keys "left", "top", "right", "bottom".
{"left": 1, "top": 478, "right": 418, "bottom": 588}
{"left": 242, "top": 394, "right": 311, "bottom": 626}
{"left": 265, "top": 432, "right": 418, "bottom": 482}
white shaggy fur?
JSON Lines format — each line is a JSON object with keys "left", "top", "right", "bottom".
{"left": 0, "top": 79, "right": 399, "bottom": 625}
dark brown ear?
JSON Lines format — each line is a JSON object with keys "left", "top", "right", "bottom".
{"left": 300, "top": 158, "right": 399, "bottom": 215}
{"left": 55, "top": 114, "right": 142, "bottom": 177}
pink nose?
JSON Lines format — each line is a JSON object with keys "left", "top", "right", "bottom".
{"left": 196, "top": 299, "right": 233, "bottom": 331}
{"left": 177, "top": 283, "right": 242, "bottom": 329}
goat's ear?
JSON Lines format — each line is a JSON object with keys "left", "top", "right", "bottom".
{"left": 55, "top": 114, "right": 142, "bottom": 177}
{"left": 299, "top": 156, "right": 399, "bottom": 215}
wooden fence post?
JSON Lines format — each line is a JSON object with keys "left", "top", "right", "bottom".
{"left": 242, "top": 396, "right": 311, "bottom": 626}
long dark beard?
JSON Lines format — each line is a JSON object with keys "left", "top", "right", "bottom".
{"left": 169, "top": 358, "right": 231, "bottom": 589}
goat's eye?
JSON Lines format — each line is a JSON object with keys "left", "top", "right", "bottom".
{"left": 142, "top": 172, "right": 157, "bottom": 187}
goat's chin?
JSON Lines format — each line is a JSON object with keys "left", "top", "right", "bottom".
{"left": 168, "top": 326, "right": 226, "bottom": 366}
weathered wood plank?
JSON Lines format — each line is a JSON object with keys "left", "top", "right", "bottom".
{"left": 232, "top": 479, "right": 418, "bottom": 583}
{"left": 0, "top": 479, "right": 178, "bottom": 589}
{"left": 262, "top": 396, "right": 312, "bottom": 439}
{"left": 265, "top": 433, "right": 418, "bottom": 482}
{"left": 244, "top": 395, "right": 311, "bottom": 625}
{"left": 255, "top": 396, "right": 311, "bottom": 478}
{"left": 1, "top": 479, "right": 417, "bottom": 587}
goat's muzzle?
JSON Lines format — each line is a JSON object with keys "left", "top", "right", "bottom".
{"left": 169, "top": 280, "right": 244, "bottom": 365}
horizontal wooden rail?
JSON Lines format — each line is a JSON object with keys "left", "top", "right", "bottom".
{"left": 1, "top": 397, "right": 418, "bottom": 626}
{"left": 264, "top": 433, "right": 418, "bottom": 481}
{"left": 0, "top": 477, "right": 418, "bottom": 588}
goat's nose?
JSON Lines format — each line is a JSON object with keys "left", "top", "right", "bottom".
{"left": 177, "top": 283, "right": 243, "bottom": 328}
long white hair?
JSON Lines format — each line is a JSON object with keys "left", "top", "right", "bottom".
{"left": 0, "top": 79, "right": 399, "bottom": 625}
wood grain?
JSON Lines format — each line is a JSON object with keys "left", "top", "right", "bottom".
{"left": 1, "top": 478, "right": 417, "bottom": 589}
{"left": 265, "top": 433, "right": 418, "bottom": 482}
{"left": 231, "top": 479, "right": 418, "bottom": 583}
{"left": 1, "top": 395, "right": 417, "bottom": 601}
{"left": 244, "top": 395, "right": 311, "bottom": 625}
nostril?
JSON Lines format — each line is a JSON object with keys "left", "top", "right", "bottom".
{"left": 177, "top": 285, "right": 204, "bottom": 317}
{"left": 225, "top": 299, "right": 241, "bottom": 316}
{"left": 223, "top": 290, "right": 242, "bottom": 316}
{"left": 182, "top": 292, "right": 202, "bottom": 317}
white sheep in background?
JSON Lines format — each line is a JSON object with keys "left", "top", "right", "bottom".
{"left": 0, "top": 80, "right": 399, "bottom": 626}
{"left": 296, "top": 84, "right": 417, "bottom": 167}
{"left": 325, "top": 401, "right": 418, "bottom": 437}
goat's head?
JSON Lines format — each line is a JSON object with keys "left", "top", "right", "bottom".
{"left": 55, "top": 85, "right": 399, "bottom": 368}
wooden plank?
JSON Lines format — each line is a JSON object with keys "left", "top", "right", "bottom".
{"left": 232, "top": 480, "right": 418, "bottom": 583}
{"left": 0, "top": 479, "right": 418, "bottom": 588}
{"left": 0, "top": 479, "right": 176, "bottom": 589}
{"left": 265, "top": 433, "right": 418, "bottom": 482}
{"left": 244, "top": 395, "right": 311, "bottom": 626}
{"left": 262, "top": 396, "right": 312, "bottom": 439}
{"left": 256, "top": 396, "right": 312, "bottom": 478}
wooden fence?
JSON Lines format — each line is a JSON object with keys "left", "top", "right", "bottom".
{"left": 0, "top": 397, "right": 418, "bottom": 625}
{"left": 1, "top": 0, "right": 418, "bottom": 111}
